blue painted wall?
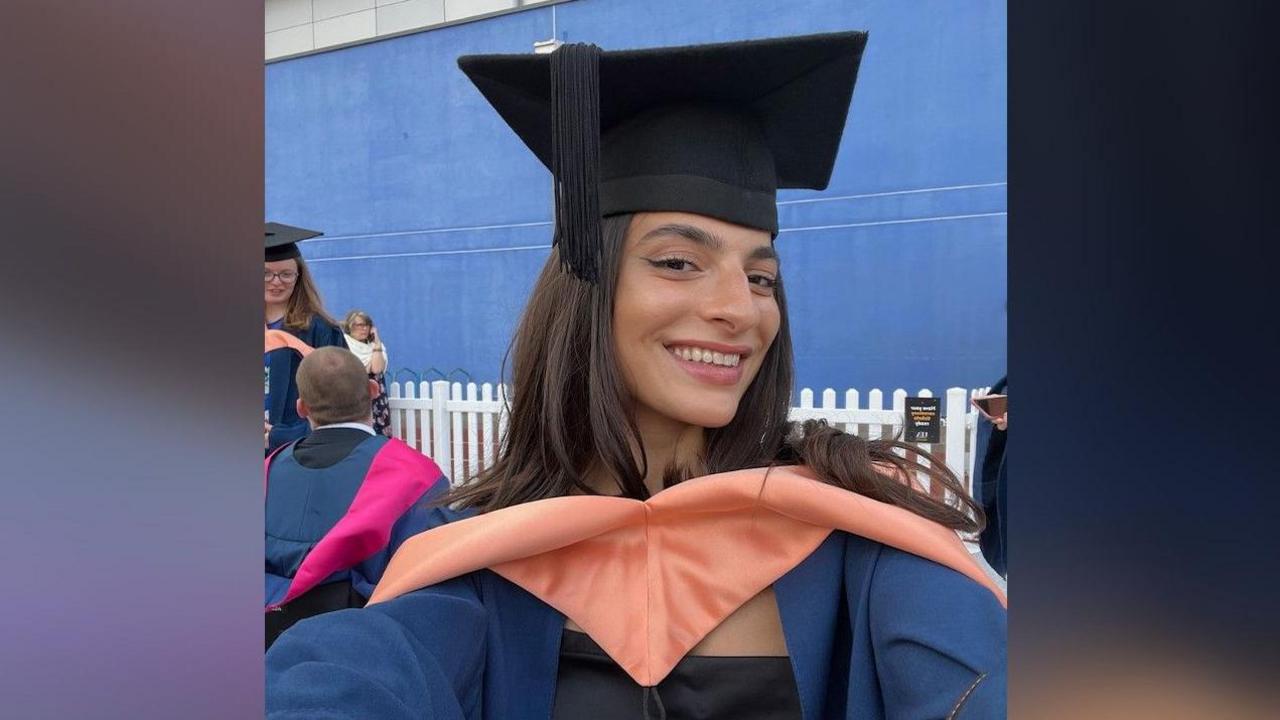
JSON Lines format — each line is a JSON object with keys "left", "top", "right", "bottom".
{"left": 266, "top": 0, "right": 1006, "bottom": 395}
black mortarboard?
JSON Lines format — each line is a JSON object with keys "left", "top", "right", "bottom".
{"left": 265, "top": 222, "right": 323, "bottom": 262}
{"left": 458, "top": 31, "right": 867, "bottom": 282}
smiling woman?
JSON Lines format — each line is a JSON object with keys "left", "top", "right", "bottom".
{"left": 618, "top": 215, "right": 779, "bottom": 427}
{"left": 267, "top": 32, "right": 1007, "bottom": 720}
{"left": 445, "top": 209, "right": 982, "bottom": 532}
{"left": 263, "top": 222, "right": 347, "bottom": 452}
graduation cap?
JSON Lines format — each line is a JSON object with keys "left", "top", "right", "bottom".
{"left": 265, "top": 222, "right": 324, "bottom": 262}
{"left": 458, "top": 31, "right": 868, "bottom": 282}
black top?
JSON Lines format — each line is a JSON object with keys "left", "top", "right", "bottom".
{"left": 551, "top": 629, "right": 802, "bottom": 720}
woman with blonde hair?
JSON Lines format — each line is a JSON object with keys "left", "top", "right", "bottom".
{"left": 265, "top": 222, "right": 347, "bottom": 452}
{"left": 342, "top": 309, "right": 393, "bottom": 437}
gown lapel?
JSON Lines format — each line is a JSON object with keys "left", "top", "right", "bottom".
{"left": 774, "top": 534, "right": 845, "bottom": 720}
{"left": 483, "top": 575, "right": 566, "bottom": 720}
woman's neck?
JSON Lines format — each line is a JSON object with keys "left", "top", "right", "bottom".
{"left": 586, "top": 407, "right": 706, "bottom": 497}
{"left": 265, "top": 302, "right": 287, "bottom": 324}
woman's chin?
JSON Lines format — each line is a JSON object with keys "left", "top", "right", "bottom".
{"left": 672, "top": 407, "right": 738, "bottom": 430}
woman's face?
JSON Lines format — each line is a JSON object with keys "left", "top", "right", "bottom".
{"left": 264, "top": 259, "right": 299, "bottom": 306}
{"left": 612, "top": 212, "right": 782, "bottom": 430}
{"left": 349, "top": 318, "right": 371, "bottom": 342}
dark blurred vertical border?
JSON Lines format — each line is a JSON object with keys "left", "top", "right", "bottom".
{"left": 0, "top": 1, "right": 262, "bottom": 718}
{"left": 1013, "top": 1, "right": 1279, "bottom": 717}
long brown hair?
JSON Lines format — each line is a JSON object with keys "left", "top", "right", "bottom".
{"left": 281, "top": 257, "right": 338, "bottom": 333}
{"left": 445, "top": 214, "right": 983, "bottom": 534}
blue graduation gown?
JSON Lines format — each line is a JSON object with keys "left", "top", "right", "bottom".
{"left": 974, "top": 376, "right": 1008, "bottom": 577}
{"left": 266, "top": 510, "right": 1007, "bottom": 719}
{"left": 265, "top": 316, "right": 347, "bottom": 452}
{"left": 264, "top": 435, "right": 438, "bottom": 606}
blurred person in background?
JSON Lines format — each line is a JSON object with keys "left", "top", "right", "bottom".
{"left": 342, "top": 309, "right": 393, "bottom": 437}
{"left": 264, "top": 222, "right": 348, "bottom": 452}
{"left": 973, "top": 375, "right": 1007, "bottom": 578}
{"left": 265, "top": 347, "right": 445, "bottom": 650}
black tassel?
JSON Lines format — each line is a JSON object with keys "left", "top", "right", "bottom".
{"left": 550, "top": 42, "right": 603, "bottom": 283}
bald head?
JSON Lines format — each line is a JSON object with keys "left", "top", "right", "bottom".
{"left": 296, "top": 347, "right": 374, "bottom": 426}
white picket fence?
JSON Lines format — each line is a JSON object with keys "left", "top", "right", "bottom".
{"left": 388, "top": 381, "right": 989, "bottom": 499}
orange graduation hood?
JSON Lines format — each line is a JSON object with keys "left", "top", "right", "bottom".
{"left": 371, "top": 465, "right": 1005, "bottom": 687}
{"left": 264, "top": 328, "right": 314, "bottom": 356}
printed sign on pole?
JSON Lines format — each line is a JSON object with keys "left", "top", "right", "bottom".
{"left": 905, "top": 396, "right": 941, "bottom": 444}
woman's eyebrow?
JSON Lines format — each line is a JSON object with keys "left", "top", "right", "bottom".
{"left": 639, "top": 223, "right": 721, "bottom": 249}
{"left": 639, "top": 224, "right": 778, "bottom": 261}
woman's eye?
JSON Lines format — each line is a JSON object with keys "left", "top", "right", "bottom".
{"left": 648, "top": 257, "right": 697, "bottom": 272}
{"left": 749, "top": 274, "right": 778, "bottom": 290}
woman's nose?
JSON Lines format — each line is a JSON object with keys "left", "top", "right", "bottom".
{"left": 701, "top": 269, "right": 759, "bottom": 333}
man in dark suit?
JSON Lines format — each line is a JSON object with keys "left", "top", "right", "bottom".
{"left": 264, "top": 347, "right": 446, "bottom": 649}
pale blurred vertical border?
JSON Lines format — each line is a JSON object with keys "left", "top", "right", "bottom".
{"left": 0, "top": 1, "right": 263, "bottom": 717}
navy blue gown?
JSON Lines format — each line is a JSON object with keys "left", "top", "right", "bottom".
{"left": 265, "top": 316, "right": 347, "bottom": 453}
{"left": 265, "top": 428, "right": 446, "bottom": 649}
{"left": 266, "top": 507, "right": 1007, "bottom": 719}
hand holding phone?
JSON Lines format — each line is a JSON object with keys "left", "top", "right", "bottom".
{"left": 972, "top": 393, "right": 1007, "bottom": 421}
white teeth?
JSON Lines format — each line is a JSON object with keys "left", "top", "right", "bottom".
{"left": 669, "top": 346, "right": 742, "bottom": 367}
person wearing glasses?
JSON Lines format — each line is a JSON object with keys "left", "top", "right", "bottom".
{"left": 342, "top": 310, "right": 393, "bottom": 437}
{"left": 267, "top": 34, "right": 1005, "bottom": 719}
{"left": 265, "top": 222, "right": 348, "bottom": 453}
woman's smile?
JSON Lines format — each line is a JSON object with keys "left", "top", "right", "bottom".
{"left": 614, "top": 212, "right": 780, "bottom": 430}
{"left": 664, "top": 342, "right": 752, "bottom": 386}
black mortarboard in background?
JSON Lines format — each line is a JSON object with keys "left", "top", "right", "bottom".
{"left": 265, "top": 222, "right": 323, "bottom": 262}
{"left": 458, "top": 31, "right": 868, "bottom": 282}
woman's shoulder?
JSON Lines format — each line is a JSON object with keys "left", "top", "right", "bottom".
{"left": 422, "top": 503, "right": 477, "bottom": 531}
{"left": 302, "top": 315, "right": 347, "bottom": 346}
{"left": 306, "top": 314, "right": 341, "bottom": 332}
{"left": 842, "top": 534, "right": 1004, "bottom": 612}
